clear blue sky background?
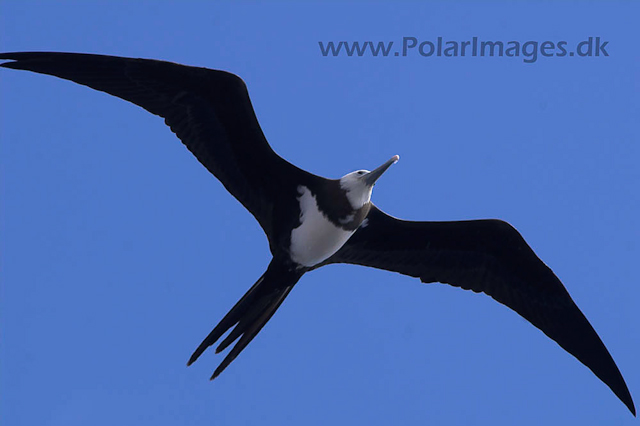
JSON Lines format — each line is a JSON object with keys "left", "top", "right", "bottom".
{"left": 1, "top": 2, "right": 638, "bottom": 425}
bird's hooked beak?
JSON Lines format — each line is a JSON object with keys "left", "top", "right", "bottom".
{"left": 364, "top": 155, "right": 399, "bottom": 186}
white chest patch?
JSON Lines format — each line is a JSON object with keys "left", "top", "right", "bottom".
{"left": 290, "top": 185, "right": 355, "bottom": 267}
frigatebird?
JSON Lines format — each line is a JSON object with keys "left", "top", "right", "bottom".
{"left": 0, "top": 52, "right": 634, "bottom": 415}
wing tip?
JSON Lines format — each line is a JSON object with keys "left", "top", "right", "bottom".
{"left": 0, "top": 51, "right": 50, "bottom": 64}
{"left": 621, "top": 393, "right": 636, "bottom": 416}
{"left": 0, "top": 57, "right": 21, "bottom": 69}
{"left": 0, "top": 51, "right": 25, "bottom": 61}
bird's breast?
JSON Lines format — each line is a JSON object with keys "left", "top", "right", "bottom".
{"left": 289, "top": 185, "right": 356, "bottom": 267}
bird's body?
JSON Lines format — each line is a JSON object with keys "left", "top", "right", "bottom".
{"left": 0, "top": 51, "right": 634, "bottom": 415}
{"left": 290, "top": 168, "right": 385, "bottom": 266}
{"left": 290, "top": 184, "right": 358, "bottom": 267}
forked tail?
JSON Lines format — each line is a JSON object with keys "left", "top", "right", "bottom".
{"left": 187, "top": 258, "right": 303, "bottom": 379}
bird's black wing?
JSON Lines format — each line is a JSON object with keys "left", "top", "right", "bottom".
{"left": 322, "top": 205, "right": 635, "bottom": 415}
{"left": 0, "top": 51, "right": 315, "bottom": 244}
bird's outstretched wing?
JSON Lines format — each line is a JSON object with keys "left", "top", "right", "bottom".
{"left": 323, "top": 205, "right": 635, "bottom": 415}
{"left": 0, "top": 51, "right": 315, "bottom": 244}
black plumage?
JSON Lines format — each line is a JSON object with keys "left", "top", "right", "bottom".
{"left": 1, "top": 51, "right": 634, "bottom": 415}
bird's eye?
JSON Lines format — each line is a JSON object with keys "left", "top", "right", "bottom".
{"left": 357, "top": 171, "right": 366, "bottom": 175}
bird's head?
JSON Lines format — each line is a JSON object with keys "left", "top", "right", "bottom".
{"left": 339, "top": 155, "right": 399, "bottom": 209}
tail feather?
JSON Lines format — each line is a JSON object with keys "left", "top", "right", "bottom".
{"left": 187, "top": 259, "right": 303, "bottom": 378}
{"left": 215, "top": 295, "right": 272, "bottom": 354}
{"left": 211, "top": 286, "right": 294, "bottom": 379}
{"left": 187, "top": 275, "right": 266, "bottom": 366}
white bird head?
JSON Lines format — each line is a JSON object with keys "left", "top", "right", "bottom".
{"left": 339, "top": 155, "right": 399, "bottom": 209}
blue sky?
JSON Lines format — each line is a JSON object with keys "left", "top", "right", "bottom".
{"left": 1, "top": 2, "right": 638, "bottom": 425}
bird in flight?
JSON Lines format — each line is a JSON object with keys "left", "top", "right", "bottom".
{"left": 0, "top": 52, "right": 634, "bottom": 415}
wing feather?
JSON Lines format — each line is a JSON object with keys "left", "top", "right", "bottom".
{"left": 0, "top": 51, "right": 316, "bottom": 242}
{"left": 325, "top": 205, "right": 635, "bottom": 414}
